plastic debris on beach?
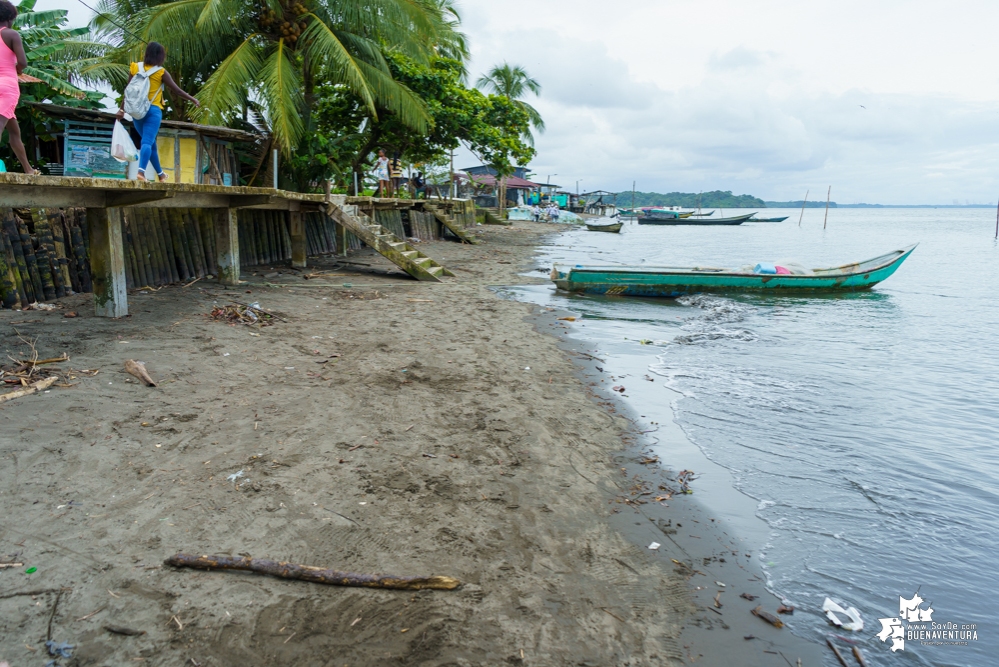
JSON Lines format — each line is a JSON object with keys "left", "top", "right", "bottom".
{"left": 226, "top": 470, "right": 245, "bottom": 483}
{"left": 822, "top": 597, "right": 864, "bottom": 631}
{"left": 46, "top": 640, "right": 74, "bottom": 658}
{"left": 209, "top": 302, "right": 274, "bottom": 326}
{"left": 648, "top": 542, "right": 661, "bottom": 550}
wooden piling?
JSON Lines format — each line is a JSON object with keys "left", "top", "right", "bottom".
{"left": 183, "top": 210, "right": 206, "bottom": 278}
{"left": 158, "top": 208, "right": 181, "bottom": 283}
{"left": 60, "top": 212, "right": 81, "bottom": 293}
{"left": 1, "top": 227, "right": 21, "bottom": 308}
{"left": 88, "top": 206, "right": 128, "bottom": 317}
{"left": 290, "top": 210, "right": 306, "bottom": 268}
{"left": 132, "top": 210, "right": 154, "bottom": 287}
{"left": 3, "top": 213, "right": 32, "bottom": 304}
{"left": 216, "top": 208, "right": 240, "bottom": 285}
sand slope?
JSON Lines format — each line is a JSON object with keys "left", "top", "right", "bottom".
{"left": 1, "top": 223, "right": 699, "bottom": 666}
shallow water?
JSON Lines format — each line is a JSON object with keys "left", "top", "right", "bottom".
{"left": 506, "top": 209, "right": 999, "bottom": 666}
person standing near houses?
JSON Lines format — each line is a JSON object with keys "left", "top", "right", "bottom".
{"left": 115, "top": 42, "right": 199, "bottom": 182}
{"left": 0, "top": 0, "right": 36, "bottom": 174}
{"left": 389, "top": 153, "right": 403, "bottom": 197}
{"left": 532, "top": 204, "right": 541, "bottom": 222}
{"left": 373, "top": 149, "right": 391, "bottom": 197}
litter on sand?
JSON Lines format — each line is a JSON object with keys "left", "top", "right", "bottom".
{"left": 822, "top": 597, "right": 864, "bottom": 631}
{"left": 209, "top": 303, "right": 276, "bottom": 326}
{"left": 648, "top": 542, "right": 661, "bottom": 550}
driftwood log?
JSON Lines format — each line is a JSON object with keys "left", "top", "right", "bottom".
{"left": 124, "top": 359, "right": 157, "bottom": 387}
{"left": 0, "top": 375, "right": 57, "bottom": 404}
{"left": 164, "top": 554, "right": 460, "bottom": 591}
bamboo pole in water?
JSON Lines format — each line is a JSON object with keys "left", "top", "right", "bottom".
{"left": 823, "top": 186, "right": 831, "bottom": 230}
{"left": 798, "top": 190, "right": 809, "bottom": 227}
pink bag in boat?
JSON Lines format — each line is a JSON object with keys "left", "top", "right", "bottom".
{"left": 775, "top": 265, "right": 792, "bottom": 275}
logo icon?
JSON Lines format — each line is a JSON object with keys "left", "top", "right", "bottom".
{"left": 877, "top": 593, "right": 933, "bottom": 652}
{"left": 877, "top": 590, "right": 977, "bottom": 652}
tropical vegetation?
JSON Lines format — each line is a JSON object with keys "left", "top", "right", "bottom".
{"left": 622, "top": 190, "right": 767, "bottom": 209}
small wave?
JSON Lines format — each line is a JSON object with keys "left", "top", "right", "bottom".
{"left": 673, "top": 328, "right": 758, "bottom": 345}
{"left": 676, "top": 294, "right": 752, "bottom": 323}
{"left": 758, "top": 499, "right": 776, "bottom": 511}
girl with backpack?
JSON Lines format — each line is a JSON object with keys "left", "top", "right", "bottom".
{"left": 0, "top": 0, "right": 36, "bottom": 174}
{"left": 116, "top": 42, "right": 199, "bottom": 182}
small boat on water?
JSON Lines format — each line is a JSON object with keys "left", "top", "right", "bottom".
{"left": 639, "top": 212, "right": 756, "bottom": 226}
{"left": 586, "top": 221, "right": 623, "bottom": 233}
{"left": 550, "top": 244, "right": 917, "bottom": 298}
{"left": 688, "top": 210, "right": 715, "bottom": 217}
{"left": 748, "top": 216, "right": 789, "bottom": 222}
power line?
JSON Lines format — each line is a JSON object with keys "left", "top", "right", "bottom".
{"left": 72, "top": 0, "right": 147, "bottom": 45}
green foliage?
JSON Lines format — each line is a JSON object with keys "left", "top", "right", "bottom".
{"left": 476, "top": 62, "right": 543, "bottom": 143}
{"left": 108, "top": 0, "right": 453, "bottom": 158}
{"left": 0, "top": 0, "right": 106, "bottom": 171}
{"left": 291, "top": 54, "right": 534, "bottom": 193}
{"left": 622, "top": 190, "right": 767, "bottom": 209}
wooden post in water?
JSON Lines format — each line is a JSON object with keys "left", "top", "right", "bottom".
{"left": 88, "top": 206, "right": 128, "bottom": 317}
{"left": 798, "top": 190, "right": 809, "bottom": 227}
{"left": 216, "top": 208, "right": 240, "bottom": 285}
{"left": 289, "top": 207, "right": 306, "bottom": 268}
{"left": 995, "top": 196, "right": 998, "bottom": 239}
{"left": 823, "top": 186, "right": 831, "bottom": 229}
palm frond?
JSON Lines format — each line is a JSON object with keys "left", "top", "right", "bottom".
{"left": 299, "top": 16, "right": 377, "bottom": 116}
{"left": 193, "top": 36, "right": 264, "bottom": 126}
{"left": 354, "top": 59, "right": 430, "bottom": 133}
{"left": 260, "top": 39, "right": 304, "bottom": 155}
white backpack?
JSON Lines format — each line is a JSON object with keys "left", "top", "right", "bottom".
{"left": 123, "top": 65, "right": 163, "bottom": 119}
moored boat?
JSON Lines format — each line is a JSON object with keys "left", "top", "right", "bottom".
{"left": 550, "top": 244, "right": 917, "bottom": 297}
{"left": 585, "top": 221, "right": 623, "bottom": 233}
{"left": 748, "top": 216, "right": 789, "bottom": 222}
{"left": 638, "top": 212, "right": 756, "bottom": 225}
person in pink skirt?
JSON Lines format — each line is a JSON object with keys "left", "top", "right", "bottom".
{"left": 0, "top": 0, "right": 35, "bottom": 174}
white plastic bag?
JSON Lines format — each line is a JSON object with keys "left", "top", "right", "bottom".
{"left": 111, "top": 120, "right": 138, "bottom": 163}
{"left": 822, "top": 597, "right": 864, "bottom": 631}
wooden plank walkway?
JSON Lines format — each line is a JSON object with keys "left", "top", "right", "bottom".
{"left": 0, "top": 175, "right": 476, "bottom": 318}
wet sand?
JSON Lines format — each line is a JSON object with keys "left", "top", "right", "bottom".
{"left": 0, "top": 221, "right": 819, "bottom": 665}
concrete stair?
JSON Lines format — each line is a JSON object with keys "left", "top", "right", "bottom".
{"left": 325, "top": 202, "right": 454, "bottom": 282}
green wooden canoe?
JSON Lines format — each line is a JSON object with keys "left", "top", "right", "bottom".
{"left": 551, "top": 244, "right": 917, "bottom": 297}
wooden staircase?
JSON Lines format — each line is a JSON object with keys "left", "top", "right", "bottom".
{"left": 325, "top": 202, "right": 455, "bottom": 282}
{"left": 424, "top": 203, "right": 480, "bottom": 244}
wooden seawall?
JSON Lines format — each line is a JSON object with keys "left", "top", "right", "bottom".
{"left": 0, "top": 174, "right": 477, "bottom": 318}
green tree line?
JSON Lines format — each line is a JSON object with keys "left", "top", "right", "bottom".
{"left": 3, "top": 0, "right": 541, "bottom": 193}
{"left": 621, "top": 190, "right": 766, "bottom": 209}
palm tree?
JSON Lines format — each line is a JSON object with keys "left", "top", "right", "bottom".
{"left": 15, "top": 0, "right": 109, "bottom": 101}
{"left": 113, "top": 0, "right": 460, "bottom": 156}
{"left": 475, "top": 62, "right": 543, "bottom": 140}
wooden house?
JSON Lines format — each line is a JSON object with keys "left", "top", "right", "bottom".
{"left": 25, "top": 103, "right": 264, "bottom": 186}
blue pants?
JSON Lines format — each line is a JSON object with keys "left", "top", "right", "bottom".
{"left": 132, "top": 105, "right": 162, "bottom": 175}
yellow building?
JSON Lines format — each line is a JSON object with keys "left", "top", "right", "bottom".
{"left": 26, "top": 103, "right": 264, "bottom": 186}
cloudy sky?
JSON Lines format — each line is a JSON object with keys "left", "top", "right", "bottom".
{"left": 46, "top": 0, "right": 999, "bottom": 203}
{"left": 456, "top": 0, "right": 999, "bottom": 204}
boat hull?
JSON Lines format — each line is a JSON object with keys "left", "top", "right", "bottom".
{"left": 638, "top": 212, "right": 755, "bottom": 225}
{"left": 552, "top": 245, "right": 916, "bottom": 298}
{"left": 748, "top": 216, "right": 789, "bottom": 222}
{"left": 586, "top": 222, "right": 623, "bottom": 233}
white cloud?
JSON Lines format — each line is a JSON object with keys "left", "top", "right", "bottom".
{"left": 458, "top": 0, "right": 999, "bottom": 204}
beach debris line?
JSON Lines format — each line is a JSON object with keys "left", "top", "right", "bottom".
{"left": 826, "top": 638, "right": 850, "bottom": 667}
{"left": 751, "top": 606, "right": 784, "bottom": 628}
{"left": 164, "top": 554, "right": 461, "bottom": 590}
{"left": 0, "top": 375, "right": 57, "bottom": 404}
{"left": 677, "top": 470, "right": 696, "bottom": 494}
{"left": 124, "top": 359, "right": 157, "bottom": 387}
{"left": 822, "top": 597, "right": 864, "bottom": 631}
{"left": 209, "top": 302, "right": 277, "bottom": 326}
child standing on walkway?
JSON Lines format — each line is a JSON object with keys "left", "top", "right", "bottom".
{"left": 0, "top": 0, "right": 36, "bottom": 174}
{"left": 116, "top": 42, "right": 199, "bottom": 181}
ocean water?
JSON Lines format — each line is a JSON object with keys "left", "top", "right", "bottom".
{"left": 505, "top": 209, "right": 999, "bottom": 666}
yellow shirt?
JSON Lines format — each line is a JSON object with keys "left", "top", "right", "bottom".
{"left": 129, "top": 62, "right": 166, "bottom": 109}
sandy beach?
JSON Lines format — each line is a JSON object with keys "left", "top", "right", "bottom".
{"left": 0, "top": 221, "right": 819, "bottom": 666}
